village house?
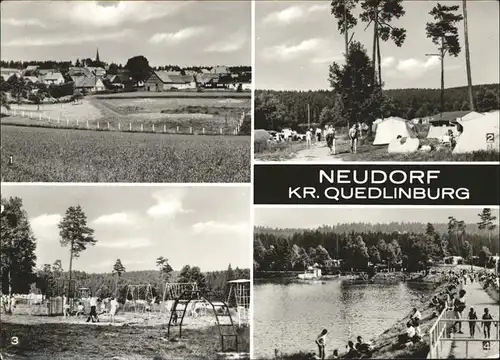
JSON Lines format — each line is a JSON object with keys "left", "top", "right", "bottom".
{"left": 73, "top": 76, "right": 105, "bottom": 93}
{"left": 69, "top": 67, "right": 92, "bottom": 78}
{"left": 41, "top": 72, "right": 65, "bottom": 85}
{"left": 211, "top": 65, "right": 229, "bottom": 75}
{"left": 86, "top": 66, "right": 106, "bottom": 77}
{"left": 143, "top": 71, "right": 196, "bottom": 91}
{"left": 0, "top": 68, "right": 21, "bottom": 81}
{"left": 103, "top": 75, "right": 124, "bottom": 89}
{"left": 23, "top": 76, "right": 39, "bottom": 84}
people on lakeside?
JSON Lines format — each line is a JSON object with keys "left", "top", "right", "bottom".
{"left": 62, "top": 295, "right": 70, "bottom": 318}
{"left": 410, "top": 308, "right": 422, "bottom": 322}
{"left": 344, "top": 340, "right": 360, "bottom": 359}
{"left": 86, "top": 295, "right": 99, "bottom": 323}
{"left": 468, "top": 306, "right": 479, "bottom": 339}
{"left": 316, "top": 127, "right": 322, "bottom": 143}
{"left": 481, "top": 307, "right": 494, "bottom": 350}
{"left": 306, "top": 128, "right": 313, "bottom": 149}
{"left": 331, "top": 349, "right": 339, "bottom": 359}
{"left": 453, "top": 289, "right": 467, "bottom": 334}
{"left": 355, "top": 336, "right": 373, "bottom": 358}
{"left": 315, "top": 329, "right": 327, "bottom": 360}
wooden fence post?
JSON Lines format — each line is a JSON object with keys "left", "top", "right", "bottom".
{"left": 97, "top": 121, "right": 100, "bottom": 129}
{"left": 164, "top": 124, "right": 167, "bottom": 133}
{"left": 190, "top": 127, "right": 193, "bottom": 134}
{"left": 176, "top": 126, "right": 179, "bottom": 133}
{"left": 141, "top": 124, "right": 144, "bottom": 132}
{"left": 129, "top": 122, "right": 132, "bottom": 131}
{"left": 152, "top": 124, "right": 155, "bottom": 133}
{"left": 202, "top": 128, "right": 205, "bottom": 135}
{"left": 118, "top": 122, "right": 121, "bottom": 131}
{"left": 107, "top": 122, "right": 110, "bottom": 130}
{"left": 219, "top": 128, "right": 222, "bottom": 135}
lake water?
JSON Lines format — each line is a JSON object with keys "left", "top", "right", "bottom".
{"left": 253, "top": 279, "right": 434, "bottom": 358}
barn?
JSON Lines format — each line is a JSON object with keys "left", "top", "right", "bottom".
{"left": 143, "top": 71, "right": 196, "bottom": 91}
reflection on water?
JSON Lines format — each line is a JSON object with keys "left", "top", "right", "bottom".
{"left": 253, "top": 279, "right": 433, "bottom": 358}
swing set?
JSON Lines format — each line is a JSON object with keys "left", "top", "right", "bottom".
{"left": 124, "top": 284, "right": 154, "bottom": 313}
{"left": 227, "top": 279, "right": 250, "bottom": 327}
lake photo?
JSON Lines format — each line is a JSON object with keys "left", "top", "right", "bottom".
{"left": 253, "top": 279, "right": 432, "bottom": 358}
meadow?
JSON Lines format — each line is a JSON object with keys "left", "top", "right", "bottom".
{"left": 0, "top": 315, "right": 250, "bottom": 360}
{"left": 3, "top": 94, "right": 250, "bottom": 135}
{"left": 0, "top": 125, "right": 250, "bottom": 182}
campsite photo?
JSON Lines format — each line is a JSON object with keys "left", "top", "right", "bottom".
{"left": 0, "top": 0, "right": 251, "bottom": 183}
{"left": 254, "top": 0, "right": 500, "bottom": 162}
{"left": 253, "top": 207, "right": 500, "bottom": 359}
{"left": 0, "top": 185, "right": 251, "bottom": 360}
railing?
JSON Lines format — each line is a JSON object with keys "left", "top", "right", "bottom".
{"left": 428, "top": 314, "right": 500, "bottom": 359}
{"left": 1, "top": 108, "right": 244, "bottom": 136}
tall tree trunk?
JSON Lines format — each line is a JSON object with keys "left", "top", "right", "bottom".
{"left": 344, "top": 0, "right": 349, "bottom": 57}
{"left": 376, "top": 30, "right": 382, "bottom": 86}
{"left": 68, "top": 244, "right": 74, "bottom": 299}
{"left": 372, "top": 13, "right": 377, "bottom": 82}
{"left": 440, "top": 39, "right": 445, "bottom": 116}
{"left": 462, "top": 0, "right": 475, "bottom": 110}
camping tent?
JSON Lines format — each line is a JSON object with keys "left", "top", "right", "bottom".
{"left": 254, "top": 129, "right": 272, "bottom": 153}
{"left": 373, "top": 117, "right": 417, "bottom": 145}
{"left": 453, "top": 112, "right": 499, "bottom": 153}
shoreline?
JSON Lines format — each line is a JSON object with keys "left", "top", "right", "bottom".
{"left": 260, "top": 274, "right": 451, "bottom": 360}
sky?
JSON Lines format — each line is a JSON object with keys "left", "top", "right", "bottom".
{"left": 0, "top": 0, "right": 251, "bottom": 67}
{"left": 1, "top": 185, "right": 251, "bottom": 273}
{"left": 256, "top": 0, "right": 500, "bottom": 90}
{"left": 255, "top": 207, "right": 500, "bottom": 229}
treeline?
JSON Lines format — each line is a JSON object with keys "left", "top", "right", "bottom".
{"left": 255, "top": 84, "right": 500, "bottom": 131}
{"left": 255, "top": 221, "right": 491, "bottom": 238}
{"left": 0, "top": 60, "right": 251, "bottom": 74}
{"left": 35, "top": 263, "right": 249, "bottom": 302}
{"left": 254, "top": 218, "right": 499, "bottom": 273}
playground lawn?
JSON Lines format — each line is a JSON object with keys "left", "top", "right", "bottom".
{"left": 0, "top": 316, "right": 250, "bottom": 360}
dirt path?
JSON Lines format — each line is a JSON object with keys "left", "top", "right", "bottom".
{"left": 449, "top": 281, "right": 500, "bottom": 359}
{"left": 291, "top": 141, "right": 346, "bottom": 162}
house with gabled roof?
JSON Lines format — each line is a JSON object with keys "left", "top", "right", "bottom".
{"left": 73, "top": 76, "right": 105, "bottom": 93}
{"left": 0, "top": 68, "right": 21, "bottom": 81}
{"left": 42, "top": 72, "right": 65, "bottom": 85}
{"left": 143, "top": 71, "right": 196, "bottom": 91}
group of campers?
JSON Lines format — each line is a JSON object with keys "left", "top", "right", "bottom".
{"left": 304, "top": 123, "right": 363, "bottom": 155}
{"left": 315, "top": 330, "right": 373, "bottom": 360}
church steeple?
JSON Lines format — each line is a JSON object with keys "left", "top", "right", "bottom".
{"left": 95, "top": 47, "right": 100, "bottom": 64}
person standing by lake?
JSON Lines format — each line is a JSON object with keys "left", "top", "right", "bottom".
{"left": 481, "top": 307, "right": 494, "bottom": 350}
{"left": 306, "top": 129, "right": 313, "bottom": 149}
{"left": 315, "top": 329, "right": 327, "bottom": 360}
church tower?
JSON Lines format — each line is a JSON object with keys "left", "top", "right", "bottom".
{"left": 95, "top": 48, "right": 100, "bottom": 64}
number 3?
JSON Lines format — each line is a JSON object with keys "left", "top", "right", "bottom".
{"left": 11, "top": 336, "right": 19, "bottom": 345}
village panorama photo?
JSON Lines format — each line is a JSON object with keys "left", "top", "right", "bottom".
{"left": 254, "top": 0, "right": 499, "bottom": 162}
{"left": 0, "top": 0, "right": 252, "bottom": 183}
{"left": 0, "top": 185, "right": 251, "bottom": 360}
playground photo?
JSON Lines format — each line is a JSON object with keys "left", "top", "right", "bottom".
{"left": 0, "top": 185, "right": 251, "bottom": 360}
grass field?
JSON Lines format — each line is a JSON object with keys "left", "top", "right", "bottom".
{"left": 93, "top": 91, "right": 251, "bottom": 99}
{"left": 0, "top": 315, "right": 250, "bottom": 360}
{"left": 0, "top": 125, "right": 250, "bottom": 182}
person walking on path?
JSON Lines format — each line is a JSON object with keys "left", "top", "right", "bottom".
{"left": 468, "top": 306, "right": 479, "bottom": 338}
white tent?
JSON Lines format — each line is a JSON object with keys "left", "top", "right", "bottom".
{"left": 426, "top": 124, "right": 458, "bottom": 139}
{"left": 453, "top": 112, "right": 499, "bottom": 153}
{"left": 373, "top": 117, "right": 417, "bottom": 145}
{"left": 461, "top": 111, "right": 484, "bottom": 122}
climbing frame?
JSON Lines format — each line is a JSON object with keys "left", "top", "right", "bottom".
{"left": 227, "top": 279, "right": 250, "bottom": 327}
